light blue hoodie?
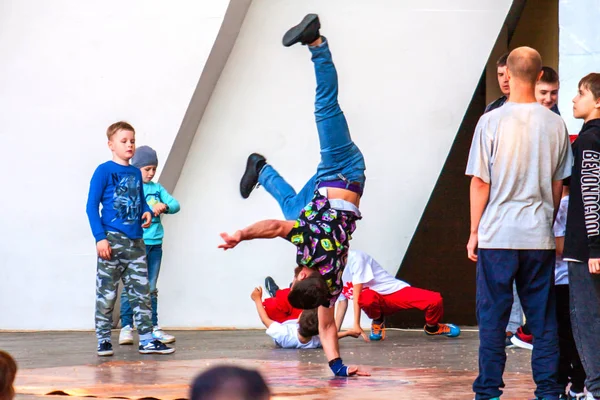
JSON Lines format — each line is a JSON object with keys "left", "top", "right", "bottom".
{"left": 142, "top": 181, "right": 180, "bottom": 245}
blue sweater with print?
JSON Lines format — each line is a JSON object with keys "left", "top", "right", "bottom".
{"left": 86, "top": 161, "right": 152, "bottom": 242}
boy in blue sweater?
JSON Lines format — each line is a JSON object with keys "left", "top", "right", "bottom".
{"left": 118, "top": 146, "right": 180, "bottom": 345}
{"left": 86, "top": 122, "right": 175, "bottom": 356}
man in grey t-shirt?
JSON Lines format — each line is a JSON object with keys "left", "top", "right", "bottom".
{"left": 466, "top": 47, "right": 572, "bottom": 400}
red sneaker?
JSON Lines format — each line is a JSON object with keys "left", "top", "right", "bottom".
{"left": 510, "top": 326, "right": 533, "bottom": 350}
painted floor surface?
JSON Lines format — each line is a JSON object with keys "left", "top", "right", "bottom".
{"left": 1, "top": 330, "right": 537, "bottom": 399}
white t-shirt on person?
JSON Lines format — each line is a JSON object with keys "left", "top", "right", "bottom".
{"left": 465, "top": 102, "right": 572, "bottom": 249}
{"left": 554, "top": 195, "right": 569, "bottom": 285}
{"left": 338, "top": 250, "right": 410, "bottom": 301}
{"left": 265, "top": 319, "right": 321, "bottom": 349}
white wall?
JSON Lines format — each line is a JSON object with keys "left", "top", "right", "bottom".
{"left": 0, "top": 0, "right": 231, "bottom": 329}
{"left": 0, "top": 0, "right": 511, "bottom": 330}
{"left": 159, "top": 0, "right": 512, "bottom": 328}
{"left": 559, "top": 0, "right": 600, "bottom": 135}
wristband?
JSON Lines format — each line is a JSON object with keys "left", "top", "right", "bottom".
{"left": 328, "top": 357, "right": 349, "bottom": 376}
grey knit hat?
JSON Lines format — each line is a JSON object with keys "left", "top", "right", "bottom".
{"left": 132, "top": 145, "right": 158, "bottom": 168}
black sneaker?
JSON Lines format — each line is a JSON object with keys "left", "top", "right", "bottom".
{"left": 240, "top": 153, "right": 266, "bottom": 199}
{"left": 265, "top": 276, "right": 280, "bottom": 298}
{"left": 139, "top": 339, "right": 175, "bottom": 354}
{"left": 505, "top": 332, "right": 517, "bottom": 349}
{"left": 282, "top": 14, "right": 321, "bottom": 47}
{"left": 97, "top": 340, "right": 114, "bottom": 357}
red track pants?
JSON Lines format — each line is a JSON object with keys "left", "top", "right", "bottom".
{"left": 358, "top": 287, "right": 444, "bottom": 326}
{"left": 262, "top": 288, "right": 302, "bottom": 323}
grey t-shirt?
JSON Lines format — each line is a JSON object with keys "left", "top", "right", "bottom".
{"left": 466, "top": 102, "right": 572, "bottom": 249}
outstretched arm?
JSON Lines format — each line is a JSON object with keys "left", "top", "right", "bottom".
{"left": 338, "top": 330, "right": 360, "bottom": 339}
{"left": 348, "top": 284, "right": 369, "bottom": 342}
{"left": 251, "top": 287, "right": 274, "bottom": 328}
{"left": 219, "top": 219, "right": 296, "bottom": 250}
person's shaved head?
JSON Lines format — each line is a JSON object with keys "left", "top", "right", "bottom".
{"left": 507, "top": 47, "right": 542, "bottom": 84}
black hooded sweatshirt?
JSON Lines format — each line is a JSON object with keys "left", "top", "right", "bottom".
{"left": 564, "top": 119, "right": 600, "bottom": 262}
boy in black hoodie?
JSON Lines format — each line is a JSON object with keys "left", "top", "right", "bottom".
{"left": 563, "top": 72, "right": 600, "bottom": 400}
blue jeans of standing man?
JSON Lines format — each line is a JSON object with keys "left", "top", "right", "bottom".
{"left": 257, "top": 38, "right": 366, "bottom": 220}
{"left": 121, "top": 244, "right": 162, "bottom": 327}
{"left": 569, "top": 261, "right": 600, "bottom": 399}
{"left": 473, "top": 249, "right": 560, "bottom": 400}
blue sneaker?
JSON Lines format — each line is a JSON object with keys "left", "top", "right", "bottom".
{"left": 97, "top": 340, "right": 113, "bottom": 356}
{"left": 424, "top": 323, "right": 461, "bottom": 338}
{"left": 139, "top": 339, "right": 175, "bottom": 355}
{"left": 264, "top": 276, "right": 280, "bottom": 298}
{"left": 369, "top": 320, "right": 385, "bottom": 341}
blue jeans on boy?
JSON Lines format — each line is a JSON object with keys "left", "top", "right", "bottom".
{"left": 569, "top": 261, "right": 600, "bottom": 399}
{"left": 257, "top": 38, "right": 366, "bottom": 220}
{"left": 474, "top": 249, "right": 560, "bottom": 400}
{"left": 121, "top": 244, "right": 162, "bottom": 327}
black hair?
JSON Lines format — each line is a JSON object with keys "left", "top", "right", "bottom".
{"left": 496, "top": 52, "right": 509, "bottom": 67}
{"left": 540, "top": 66, "right": 559, "bottom": 84}
{"left": 288, "top": 275, "right": 330, "bottom": 309}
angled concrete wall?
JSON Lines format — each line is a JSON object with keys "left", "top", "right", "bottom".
{"left": 160, "top": 0, "right": 512, "bottom": 328}
{"left": 1, "top": 0, "right": 511, "bottom": 330}
{"left": 0, "top": 0, "right": 248, "bottom": 329}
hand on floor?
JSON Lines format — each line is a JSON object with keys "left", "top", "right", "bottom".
{"left": 348, "top": 325, "right": 370, "bottom": 342}
{"left": 348, "top": 365, "right": 371, "bottom": 376}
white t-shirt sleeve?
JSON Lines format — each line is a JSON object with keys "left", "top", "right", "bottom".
{"left": 337, "top": 291, "right": 347, "bottom": 302}
{"left": 266, "top": 322, "right": 297, "bottom": 348}
{"left": 553, "top": 197, "right": 569, "bottom": 237}
{"left": 465, "top": 116, "right": 492, "bottom": 183}
{"left": 350, "top": 252, "right": 375, "bottom": 285}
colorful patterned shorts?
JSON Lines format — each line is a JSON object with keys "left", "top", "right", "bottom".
{"left": 286, "top": 191, "right": 361, "bottom": 307}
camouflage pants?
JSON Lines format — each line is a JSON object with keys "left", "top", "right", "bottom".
{"left": 96, "top": 231, "right": 152, "bottom": 342}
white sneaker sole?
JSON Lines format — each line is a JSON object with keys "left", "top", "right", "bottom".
{"left": 155, "top": 337, "right": 176, "bottom": 344}
{"left": 119, "top": 338, "right": 134, "bottom": 345}
{"left": 139, "top": 348, "right": 175, "bottom": 355}
{"left": 510, "top": 336, "right": 533, "bottom": 350}
{"left": 97, "top": 350, "right": 114, "bottom": 356}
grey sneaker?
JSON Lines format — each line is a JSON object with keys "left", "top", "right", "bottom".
{"left": 119, "top": 325, "right": 134, "bottom": 345}
{"left": 152, "top": 326, "right": 175, "bottom": 344}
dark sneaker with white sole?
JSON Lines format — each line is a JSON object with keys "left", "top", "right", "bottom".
{"left": 97, "top": 340, "right": 114, "bottom": 356}
{"left": 265, "top": 276, "right": 280, "bottom": 298}
{"left": 282, "top": 14, "right": 321, "bottom": 47}
{"left": 139, "top": 339, "right": 175, "bottom": 354}
{"left": 240, "top": 153, "right": 266, "bottom": 199}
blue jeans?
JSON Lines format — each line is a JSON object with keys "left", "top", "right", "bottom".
{"left": 474, "top": 249, "right": 560, "bottom": 400}
{"left": 121, "top": 244, "right": 162, "bottom": 327}
{"left": 569, "top": 261, "right": 600, "bottom": 398}
{"left": 258, "top": 38, "right": 366, "bottom": 220}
